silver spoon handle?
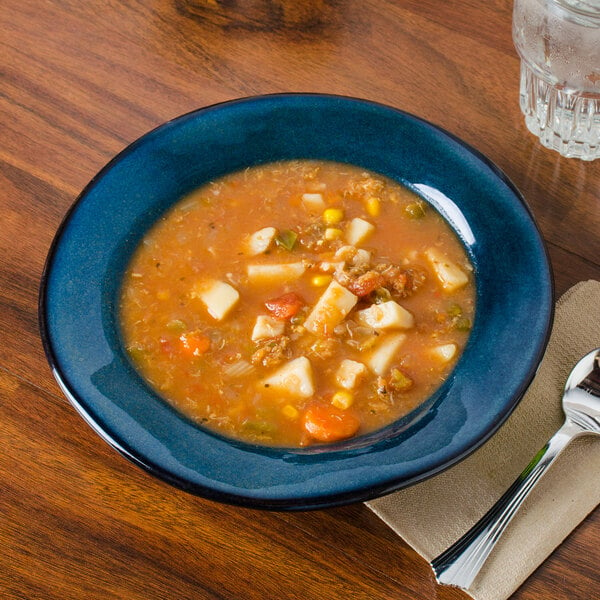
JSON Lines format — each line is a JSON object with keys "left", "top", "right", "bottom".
{"left": 431, "top": 420, "right": 580, "bottom": 590}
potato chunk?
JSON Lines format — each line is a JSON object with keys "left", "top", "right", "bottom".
{"left": 335, "top": 359, "right": 368, "bottom": 390}
{"left": 245, "top": 227, "right": 277, "bottom": 256}
{"left": 261, "top": 356, "right": 315, "bottom": 398}
{"left": 345, "top": 217, "right": 375, "bottom": 246}
{"left": 304, "top": 280, "right": 358, "bottom": 335}
{"left": 251, "top": 315, "right": 286, "bottom": 341}
{"left": 430, "top": 343, "right": 458, "bottom": 363}
{"left": 191, "top": 280, "right": 239, "bottom": 321}
{"left": 301, "top": 193, "right": 325, "bottom": 214}
{"left": 365, "top": 333, "right": 407, "bottom": 376}
{"left": 425, "top": 247, "right": 469, "bottom": 292}
{"left": 356, "top": 300, "right": 414, "bottom": 330}
{"left": 246, "top": 262, "right": 306, "bottom": 284}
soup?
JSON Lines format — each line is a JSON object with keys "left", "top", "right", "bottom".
{"left": 120, "top": 160, "right": 475, "bottom": 447}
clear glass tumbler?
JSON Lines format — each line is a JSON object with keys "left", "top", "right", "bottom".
{"left": 513, "top": 0, "right": 600, "bottom": 160}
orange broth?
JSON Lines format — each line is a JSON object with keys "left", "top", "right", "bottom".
{"left": 120, "top": 160, "right": 475, "bottom": 447}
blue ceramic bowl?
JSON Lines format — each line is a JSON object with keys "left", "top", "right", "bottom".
{"left": 40, "top": 94, "right": 553, "bottom": 510}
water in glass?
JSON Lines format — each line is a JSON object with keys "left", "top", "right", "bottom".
{"left": 513, "top": 0, "right": 600, "bottom": 160}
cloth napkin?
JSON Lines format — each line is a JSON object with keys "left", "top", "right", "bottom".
{"left": 366, "top": 280, "right": 600, "bottom": 600}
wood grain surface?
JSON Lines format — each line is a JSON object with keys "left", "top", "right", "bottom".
{"left": 1, "top": 1, "right": 599, "bottom": 598}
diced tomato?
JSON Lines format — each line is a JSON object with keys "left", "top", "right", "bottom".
{"left": 264, "top": 292, "right": 304, "bottom": 321}
{"left": 179, "top": 331, "right": 211, "bottom": 356}
{"left": 347, "top": 271, "right": 385, "bottom": 297}
{"left": 159, "top": 337, "right": 174, "bottom": 354}
{"left": 302, "top": 403, "right": 361, "bottom": 443}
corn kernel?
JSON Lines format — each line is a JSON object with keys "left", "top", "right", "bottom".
{"left": 157, "top": 290, "right": 170, "bottom": 300}
{"left": 365, "top": 197, "right": 381, "bottom": 217}
{"left": 324, "top": 227, "right": 343, "bottom": 240}
{"left": 282, "top": 404, "right": 299, "bottom": 419}
{"left": 311, "top": 274, "right": 332, "bottom": 287}
{"left": 331, "top": 390, "right": 354, "bottom": 410}
{"left": 323, "top": 208, "right": 344, "bottom": 225}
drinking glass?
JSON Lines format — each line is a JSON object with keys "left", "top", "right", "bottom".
{"left": 513, "top": 0, "right": 600, "bottom": 160}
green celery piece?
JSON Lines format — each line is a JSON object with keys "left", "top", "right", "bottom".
{"left": 275, "top": 229, "right": 298, "bottom": 250}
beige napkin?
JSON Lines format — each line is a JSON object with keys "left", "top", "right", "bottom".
{"left": 366, "top": 280, "right": 600, "bottom": 600}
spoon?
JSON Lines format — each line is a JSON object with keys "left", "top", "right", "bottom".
{"left": 431, "top": 347, "right": 600, "bottom": 590}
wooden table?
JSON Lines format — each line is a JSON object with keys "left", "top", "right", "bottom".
{"left": 2, "top": 1, "right": 599, "bottom": 598}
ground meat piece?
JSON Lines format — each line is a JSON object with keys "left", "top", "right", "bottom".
{"left": 332, "top": 248, "right": 426, "bottom": 300}
{"left": 345, "top": 176, "right": 385, "bottom": 198}
{"left": 375, "top": 264, "right": 426, "bottom": 298}
{"left": 333, "top": 263, "right": 368, "bottom": 290}
{"left": 335, "top": 260, "right": 425, "bottom": 300}
{"left": 297, "top": 222, "right": 327, "bottom": 251}
{"left": 251, "top": 335, "right": 292, "bottom": 368}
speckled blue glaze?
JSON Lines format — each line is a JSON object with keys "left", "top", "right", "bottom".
{"left": 39, "top": 94, "right": 553, "bottom": 510}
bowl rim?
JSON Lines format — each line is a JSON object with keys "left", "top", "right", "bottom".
{"left": 39, "top": 92, "right": 554, "bottom": 510}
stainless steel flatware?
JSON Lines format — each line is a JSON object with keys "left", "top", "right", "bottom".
{"left": 431, "top": 347, "right": 600, "bottom": 590}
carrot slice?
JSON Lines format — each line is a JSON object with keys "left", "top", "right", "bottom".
{"left": 265, "top": 292, "right": 304, "bottom": 321}
{"left": 179, "top": 331, "right": 211, "bottom": 356}
{"left": 302, "top": 403, "right": 360, "bottom": 443}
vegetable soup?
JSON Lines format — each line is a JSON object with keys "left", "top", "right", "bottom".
{"left": 120, "top": 160, "right": 475, "bottom": 447}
